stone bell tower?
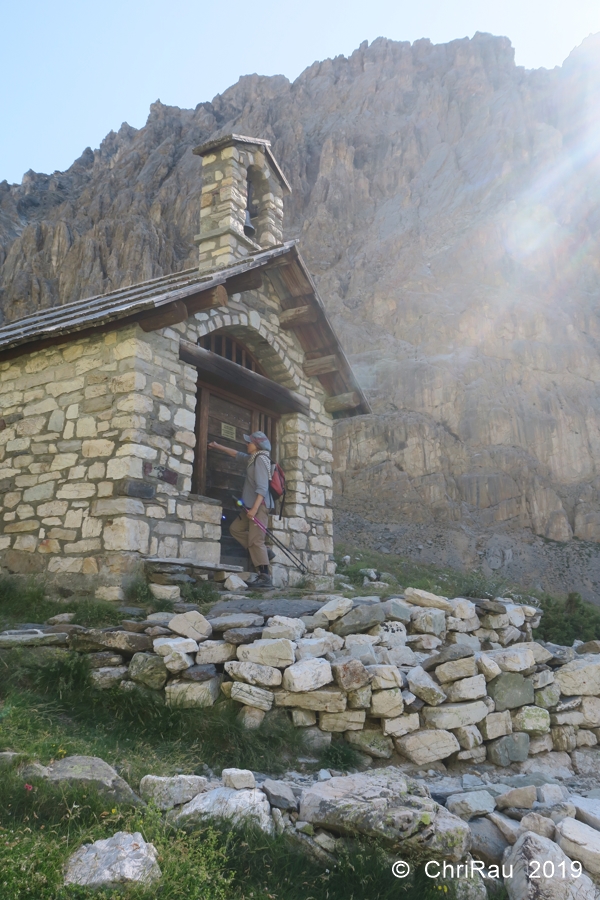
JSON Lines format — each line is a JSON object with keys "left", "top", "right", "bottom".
{"left": 193, "top": 134, "right": 291, "bottom": 271}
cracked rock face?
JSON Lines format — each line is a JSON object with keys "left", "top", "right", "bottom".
{"left": 4, "top": 33, "right": 600, "bottom": 592}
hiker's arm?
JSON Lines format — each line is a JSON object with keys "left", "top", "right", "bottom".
{"left": 207, "top": 441, "right": 238, "bottom": 459}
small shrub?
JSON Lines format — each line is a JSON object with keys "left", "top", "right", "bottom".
{"left": 535, "top": 591, "right": 600, "bottom": 645}
{"left": 181, "top": 579, "right": 218, "bottom": 606}
{"left": 320, "top": 737, "right": 362, "bottom": 771}
{"left": 122, "top": 575, "right": 154, "bottom": 607}
{"left": 70, "top": 599, "right": 123, "bottom": 628}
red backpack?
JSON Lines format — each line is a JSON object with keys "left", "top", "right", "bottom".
{"left": 270, "top": 462, "right": 286, "bottom": 517}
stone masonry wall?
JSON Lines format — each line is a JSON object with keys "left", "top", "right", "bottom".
{"left": 0, "top": 281, "right": 336, "bottom": 593}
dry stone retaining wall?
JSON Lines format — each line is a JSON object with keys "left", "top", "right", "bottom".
{"left": 7, "top": 586, "right": 600, "bottom": 772}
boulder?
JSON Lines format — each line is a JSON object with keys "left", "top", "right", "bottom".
{"left": 444, "top": 675, "right": 487, "bottom": 702}
{"left": 330, "top": 604, "right": 385, "bottom": 636}
{"left": 299, "top": 767, "right": 469, "bottom": 861}
{"left": 496, "top": 785, "right": 537, "bottom": 810}
{"left": 556, "top": 657, "right": 600, "bottom": 696}
{"left": 396, "top": 729, "right": 460, "bottom": 764}
{"left": 446, "top": 790, "right": 496, "bottom": 820}
{"left": 404, "top": 588, "right": 454, "bottom": 612}
{"left": 504, "top": 831, "right": 597, "bottom": 900}
{"left": 224, "top": 660, "right": 282, "bottom": 687}
{"left": 511, "top": 706, "right": 550, "bottom": 735}
{"left": 282, "top": 658, "right": 333, "bottom": 692}
{"left": 468, "top": 817, "right": 508, "bottom": 867}
{"left": 487, "top": 733, "right": 529, "bottom": 766}
{"left": 128, "top": 653, "right": 167, "bottom": 689}
{"left": 347, "top": 684, "right": 373, "bottom": 708}
{"left": 331, "top": 659, "right": 371, "bottom": 691}
{"left": 570, "top": 795, "right": 600, "bottom": 831}
{"left": 230, "top": 682, "right": 274, "bottom": 711}
{"left": 64, "top": 832, "right": 161, "bottom": 888}
{"left": 168, "top": 611, "right": 212, "bottom": 643}
{"left": 170, "top": 787, "right": 272, "bottom": 833}
{"left": 407, "top": 666, "right": 447, "bottom": 706}
{"left": 488, "top": 811, "right": 520, "bottom": 844}
{"left": 435, "top": 656, "right": 478, "bottom": 683}
{"left": 262, "top": 779, "right": 298, "bottom": 810}
{"left": 139, "top": 775, "right": 208, "bottom": 810}
{"left": 345, "top": 729, "right": 394, "bottom": 758}
{"left": 31, "top": 755, "right": 141, "bottom": 806}
{"left": 237, "top": 639, "right": 296, "bottom": 668}
{"left": 518, "top": 812, "right": 555, "bottom": 841}
{"left": 222, "top": 768, "right": 255, "bottom": 789}
{"left": 421, "top": 700, "right": 488, "bottom": 730}
{"left": 555, "top": 817, "right": 600, "bottom": 876}
{"left": 195, "top": 640, "right": 237, "bottom": 664}
{"left": 487, "top": 673, "right": 534, "bottom": 711}
{"left": 165, "top": 677, "right": 222, "bottom": 708}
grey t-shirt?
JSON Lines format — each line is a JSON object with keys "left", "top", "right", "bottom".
{"left": 236, "top": 451, "right": 273, "bottom": 510}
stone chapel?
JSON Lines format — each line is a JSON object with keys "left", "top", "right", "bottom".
{"left": 0, "top": 135, "right": 369, "bottom": 598}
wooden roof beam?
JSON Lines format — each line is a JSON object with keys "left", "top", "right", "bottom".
{"left": 303, "top": 355, "right": 339, "bottom": 377}
{"left": 279, "top": 305, "right": 319, "bottom": 330}
{"left": 324, "top": 392, "right": 361, "bottom": 413}
{"left": 138, "top": 285, "right": 228, "bottom": 332}
{"left": 225, "top": 270, "right": 263, "bottom": 294}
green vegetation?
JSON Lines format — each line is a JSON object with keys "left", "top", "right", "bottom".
{"left": 535, "top": 591, "right": 600, "bottom": 645}
{"left": 0, "top": 770, "right": 456, "bottom": 900}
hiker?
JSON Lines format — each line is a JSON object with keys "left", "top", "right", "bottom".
{"left": 208, "top": 431, "right": 274, "bottom": 589}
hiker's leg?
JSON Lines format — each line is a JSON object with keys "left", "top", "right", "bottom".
{"left": 229, "top": 513, "right": 250, "bottom": 550}
{"left": 247, "top": 507, "right": 269, "bottom": 567}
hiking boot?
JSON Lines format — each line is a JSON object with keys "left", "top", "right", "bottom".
{"left": 252, "top": 573, "right": 273, "bottom": 590}
{"left": 267, "top": 548, "right": 276, "bottom": 562}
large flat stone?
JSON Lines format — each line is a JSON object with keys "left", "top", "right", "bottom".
{"left": 329, "top": 604, "right": 385, "bottom": 636}
{"left": 468, "top": 817, "right": 508, "bottom": 867}
{"left": 446, "top": 790, "right": 496, "bottom": 821}
{"left": 139, "top": 775, "right": 208, "bottom": 810}
{"left": 168, "top": 611, "right": 212, "bottom": 642}
{"left": 169, "top": 787, "right": 273, "bottom": 833}
{"left": 237, "top": 639, "right": 296, "bottom": 668}
{"left": 224, "top": 660, "right": 282, "bottom": 687}
{"left": 404, "top": 588, "right": 454, "bottom": 612}
{"left": 32, "top": 755, "right": 141, "bottom": 806}
{"left": 421, "top": 700, "right": 488, "bottom": 730}
{"left": 282, "top": 658, "right": 333, "bottom": 692}
{"left": 556, "top": 817, "right": 600, "bottom": 876}
{"left": 273, "top": 688, "right": 347, "bottom": 713}
{"left": 230, "top": 682, "right": 274, "bottom": 711}
{"left": 165, "top": 677, "right": 222, "bottom": 709}
{"left": 71, "top": 630, "right": 152, "bottom": 654}
{"left": 0, "top": 631, "right": 68, "bottom": 648}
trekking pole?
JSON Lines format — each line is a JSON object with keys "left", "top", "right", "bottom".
{"left": 233, "top": 498, "right": 309, "bottom": 575}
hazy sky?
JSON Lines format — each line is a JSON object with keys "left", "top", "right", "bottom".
{"left": 2, "top": 0, "right": 600, "bottom": 185}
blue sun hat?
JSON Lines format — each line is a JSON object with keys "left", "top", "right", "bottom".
{"left": 243, "top": 430, "right": 271, "bottom": 452}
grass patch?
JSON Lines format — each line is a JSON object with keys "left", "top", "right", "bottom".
{"left": 1, "top": 652, "right": 308, "bottom": 780}
{"left": 180, "top": 580, "right": 219, "bottom": 609}
{"left": 320, "top": 738, "right": 363, "bottom": 772}
{"left": 0, "top": 576, "right": 57, "bottom": 627}
{"left": 122, "top": 576, "right": 155, "bottom": 608}
{"left": 0, "top": 774, "right": 461, "bottom": 900}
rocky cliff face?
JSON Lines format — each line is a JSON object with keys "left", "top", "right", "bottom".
{"left": 3, "top": 32, "right": 600, "bottom": 597}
